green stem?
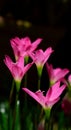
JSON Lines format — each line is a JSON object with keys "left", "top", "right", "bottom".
{"left": 37, "top": 66, "right": 43, "bottom": 90}
{"left": 44, "top": 108, "right": 51, "bottom": 130}
{"left": 24, "top": 56, "right": 28, "bottom": 106}
{"left": 38, "top": 76, "right": 41, "bottom": 90}
{"left": 8, "top": 80, "right": 21, "bottom": 130}
{"left": 12, "top": 93, "right": 19, "bottom": 130}
{"left": 8, "top": 106, "right": 12, "bottom": 130}
{"left": 9, "top": 79, "right": 15, "bottom": 105}
{"left": 24, "top": 55, "right": 29, "bottom": 88}
{"left": 15, "top": 81, "right": 21, "bottom": 93}
{"left": 24, "top": 73, "right": 28, "bottom": 107}
{"left": 8, "top": 79, "right": 15, "bottom": 130}
{"left": 44, "top": 116, "right": 51, "bottom": 130}
{"left": 24, "top": 73, "right": 27, "bottom": 88}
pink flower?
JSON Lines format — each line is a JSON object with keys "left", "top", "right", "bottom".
{"left": 29, "top": 47, "right": 53, "bottom": 68}
{"left": 29, "top": 47, "right": 53, "bottom": 77}
{"left": 10, "top": 36, "right": 42, "bottom": 60}
{"left": 62, "top": 93, "right": 71, "bottom": 115}
{"left": 4, "top": 55, "right": 34, "bottom": 82}
{"left": 46, "top": 63, "right": 69, "bottom": 85}
{"left": 22, "top": 81, "right": 66, "bottom": 109}
{"left": 62, "top": 99, "right": 71, "bottom": 115}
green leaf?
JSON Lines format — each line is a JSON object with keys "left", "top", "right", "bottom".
{"left": 0, "top": 102, "right": 8, "bottom": 130}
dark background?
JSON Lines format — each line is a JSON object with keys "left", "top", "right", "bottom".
{"left": 0, "top": 0, "right": 71, "bottom": 99}
{"left": 0, "top": 0, "right": 71, "bottom": 26}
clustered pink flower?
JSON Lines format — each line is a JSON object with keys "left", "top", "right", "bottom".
{"left": 46, "top": 63, "right": 69, "bottom": 85}
{"left": 4, "top": 36, "right": 42, "bottom": 81}
{"left": 29, "top": 47, "right": 54, "bottom": 77}
{"left": 4, "top": 55, "right": 34, "bottom": 82}
{"left": 22, "top": 81, "right": 66, "bottom": 109}
{"left": 29, "top": 47, "right": 53, "bottom": 68}
{"left": 4, "top": 36, "right": 69, "bottom": 111}
{"left": 10, "top": 36, "right": 42, "bottom": 60}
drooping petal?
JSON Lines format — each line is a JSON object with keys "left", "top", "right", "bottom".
{"left": 22, "top": 88, "right": 45, "bottom": 107}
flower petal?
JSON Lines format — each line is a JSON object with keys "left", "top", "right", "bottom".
{"left": 45, "top": 97, "right": 60, "bottom": 107}
{"left": 46, "top": 81, "right": 66, "bottom": 101}
{"left": 22, "top": 88, "right": 44, "bottom": 106}
{"left": 4, "top": 55, "right": 13, "bottom": 71}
